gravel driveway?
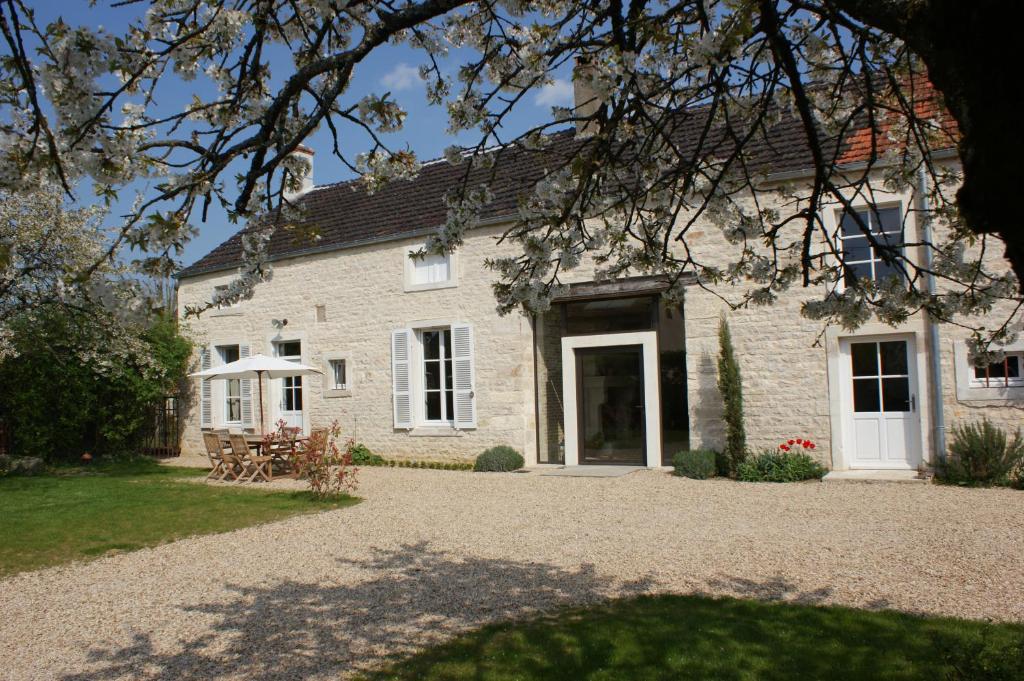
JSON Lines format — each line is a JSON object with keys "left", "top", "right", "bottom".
{"left": 2, "top": 466, "right": 1022, "bottom": 680}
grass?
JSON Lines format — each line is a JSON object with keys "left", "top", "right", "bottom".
{"left": 0, "top": 459, "right": 357, "bottom": 576}
{"left": 364, "top": 595, "right": 1024, "bottom": 680}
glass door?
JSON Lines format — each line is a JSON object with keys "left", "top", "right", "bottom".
{"left": 275, "top": 340, "right": 304, "bottom": 431}
{"left": 575, "top": 345, "right": 645, "bottom": 464}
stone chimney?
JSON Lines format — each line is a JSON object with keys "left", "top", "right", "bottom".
{"left": 572, "top": 57, "right": 603, "bottom": 137}
{"left": 284, "top": 144, "right": 315, "bottom": 200}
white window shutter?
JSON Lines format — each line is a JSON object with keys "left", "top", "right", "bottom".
{"left": 239, "top": 343, "right": 254, "bottom": 427}
{"left": 199, "top": 347, "right": 212, "bottom": 428}
{"left": 391, "top": 329, "right": 414, "bottom": 428}
{"left": 451, "top": 323, "right": 476, "bottom": 428}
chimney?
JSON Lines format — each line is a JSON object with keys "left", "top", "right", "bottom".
{"left": 572, "top": 57, "right": 603, "bottom": 137}
{"left": 284, "top": 144, "right": 315, "bottom": 201}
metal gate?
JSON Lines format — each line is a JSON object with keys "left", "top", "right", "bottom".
{"left": 141, "top": 396, "right": 181, "bottom": 458}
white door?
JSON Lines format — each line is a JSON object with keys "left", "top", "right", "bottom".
{"left": 839, "top": 335, "right": 921, "bottom": 469}
{"left": 275, "top": 340, "right": 304, "bottom": 431}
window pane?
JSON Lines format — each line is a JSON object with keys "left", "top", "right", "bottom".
{"left": 874, "top": 258, "right": 902, "bottom": 283}
{"left": 227, "top": 399, "right": 241, "bottom": 422}
{"left": 879, "top": 342, "right": 908, "bottom": 375}
{"left": 842, "top": 238, "right": 871, "bottom": 263}
{"left": 974, "top": 365, "right": 988, "bottom": 380}
{"left": 424, "top": 361, "right": 441, "bottom": 389}
{"left": 1007, "top": 356, "right": 1021, "bottom": 378}
{"left": 219, "top": 345, "right": 240, "bottom": 364}
{"left": 423, "top": 331, "right": 440, "bottom": 360}
{"left": 985, "top": 360, "right": 1007, "bottom": 379}
{"left": 843, "top": 262, "right": 873, "bottom": 286}
{"left": 444, "top": 359, "right": 453, "bottom": 390}
{"left": 226, "top": 378, "right": 240, "bottom": 398}
{"left": 293, "top": 388, "right": 302, "bottom": 411}
{"left": 332, "top": 360, "right": 346, "bottom": 387}
{"left": 425, "top": 391, "right": 441, "bottom": 420}
{"left": 853, "top": 378, "right": 881, "bottom": 412}
{"left": 882, "top": 377, "right": 911, "bottom": 412}
{"left": 851, "top": 343, "right": 878, "bottom": 377}
{"left": 564, "top": 296, "right": 655, "bottom": 335}
{"left": 876, "top": 207, "right": 902, "bottom": 233}
{"left": 445, "top": 390, "right": 454, "bottom": 420}
{"left": 278, "top": 341, "right": 301, "bottom": 357}
{"left": 442, "top": 329, "right": 451, "bottom": 359}
{"left": 840, "top": 211, "right": 868, "bottom": 237}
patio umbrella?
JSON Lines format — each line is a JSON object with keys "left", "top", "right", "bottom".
{"left": 190, "top": 353, "right": 322, "bottom": 434}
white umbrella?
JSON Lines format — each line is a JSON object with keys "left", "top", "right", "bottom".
{"left": 191, "top": 354, "right": 322, "bottom": 434}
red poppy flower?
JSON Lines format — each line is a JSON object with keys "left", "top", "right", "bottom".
{"left": 795, "top": 438, "right": 803, "bottom": 445}
{"left": 808, "top": 443, "right": 816, "bottom": 449}
{"left": 780, "top": 444, "right": 790, "bottom": 451}
{"left": 787, "top": 439, "right": 795, "bottom": 445}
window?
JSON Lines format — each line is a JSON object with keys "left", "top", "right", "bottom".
{"left": 405, "top": 245, "right": 456, "bottom": 291}
{"left": 411, "top": 252, "right": 450, "bottom": 286}
{"left": 217, "top": 345, "right": 241, "bottom": 422}
{"left": 563, "top": 296, "right": 656, "bottom": 335}
{"left": 971, "top": 353, "right": 1023, "bottom": 388}
{"left": 276, "top": 341, "right": 303, "bottom": 417}
{"left": 420, "top": 328, "right": 454, "bottom": 423}
{"left": 838, "top": 206, "right": 905, "bottom": 286}
{"left": 214, "top": 285, "right": 235, "bottom": 309}
{"left": 329, "top": 359, "right": 347, "bottom": 390}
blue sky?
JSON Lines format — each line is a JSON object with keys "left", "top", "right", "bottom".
{"left": 37, "top": 2, "right": 575, "bottom": 267}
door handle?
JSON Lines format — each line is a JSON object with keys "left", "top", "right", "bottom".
{"left": 910, "top": 394, "right": 916, "bottom": 412}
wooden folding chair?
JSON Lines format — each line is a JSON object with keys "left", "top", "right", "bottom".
{"left": 202, "top": 432, "right": 229, "bottom": 481}
{"left": 229, "top": 433, "right": 272, "bottom": 483}
{"left": 226, "top": 434, "right": 255, "bottom": 482}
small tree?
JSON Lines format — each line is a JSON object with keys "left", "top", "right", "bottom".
{"left": 717, "top": 316, "right": 746, "bottom": 476}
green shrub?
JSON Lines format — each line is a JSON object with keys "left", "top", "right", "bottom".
{"left": 474, "top": 445, "right": 525, "bottom": 472}
{"left": 737, "top": 448, "right": 827, "bottom": 483}
{"left": 347, "top": 442, "right": 385, "bottom": 466}
{"left": 717, "top": 317, "right": 747, "bottom": 476}
{"left": 0, "top": 311, "right": 191, "bottom": 463}
{"left": 673, "top": 450, "right": 716, "bottom": 479}
{"left": 937, "top": 419, "right": 1024, "bottom": 486}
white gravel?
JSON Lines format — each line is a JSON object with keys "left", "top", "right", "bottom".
{"left": 1, "top": 465, "right": 1023, "bottom": 680}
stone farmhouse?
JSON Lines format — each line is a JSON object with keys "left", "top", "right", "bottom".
{"left": 176, "top": 85, "right": 1023, "bottom": 473}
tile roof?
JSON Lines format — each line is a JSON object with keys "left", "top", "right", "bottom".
{"left": 178, "top": 83, "right": 954, "bottom": 279}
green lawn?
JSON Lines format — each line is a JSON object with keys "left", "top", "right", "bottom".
{"left": 0, "top": 459, "right": 357, "bottom": 576}
{"left": 365, "top": 595, "right": 1024, "bottom": 681}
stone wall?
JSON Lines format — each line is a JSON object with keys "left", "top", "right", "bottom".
{"left": 179, "top": 165, "right": 1022, "bottom": 470}
{"left": 178, "top": 224, "right": 537, "bottom": 463}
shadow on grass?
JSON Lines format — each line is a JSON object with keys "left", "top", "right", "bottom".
{"left": 59, "top": 542, "right": 1024, "bottom": 681}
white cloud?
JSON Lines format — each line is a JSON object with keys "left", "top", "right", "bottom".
{"left": 381, "top": 63, "right": 422, "bottom": 91}
{"left": 533, "top": 78, "right": 574, "bottom": 107}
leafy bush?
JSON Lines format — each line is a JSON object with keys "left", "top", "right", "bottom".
{"left": 737, "top": 439, "right": 826, "bottom": 482}
{"left": 673, "top": 450, "right": 716, "bottom": 479}
{"left": 290, "top": 421, "right": 357, "bottom": 499}
{"left": 347, "top": 442, "right": 385, "bottom": 466}
{"left": 474, "top": 445, "right": 525, "bottom": 472}
{"left": 937, "top": 419, "right": 1024, "bottom": 486}
{"left": 717, "top": 317, "right": 747, "bottom": 476}
{"left": 0, "top": 311, "right": 191, "bottom": 463}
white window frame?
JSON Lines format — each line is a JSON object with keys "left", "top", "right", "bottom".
{"left": 969, "top": 353, "right": 1023, "bottom": 389}
{"left": 322, "top": 353, "right": 353, "bottom": 398}
{"left": 392, "top": 320, "right": 475, "bottom": 434}
{"left": 417, "top": 327, "right": 455, "bottom": 425}
{"left": 403, "top": 243, "right": 458, "bottom": 292}
{"left": 213, "top": 284, "right": 236, "bottom": 309}
{"left": 954, "top": 341, "right": 1024, "bottom": 401}
{"left": 834, "top": 203, "right": 906, "bottom": 288}
{"left": 216, "top": 344, "right": 242, "bottom": 426}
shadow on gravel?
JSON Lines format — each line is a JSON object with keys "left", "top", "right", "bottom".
{"left": 62, "top": 541, "right": 654, "bottom": 681}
